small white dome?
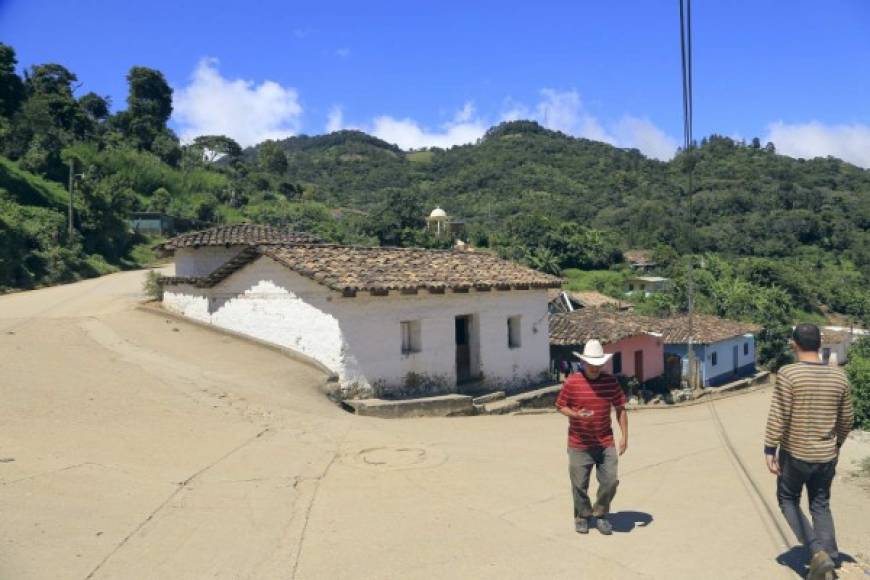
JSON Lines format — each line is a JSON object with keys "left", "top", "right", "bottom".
{"left": 429, "top": 206, "right": 447, "bottom": 218}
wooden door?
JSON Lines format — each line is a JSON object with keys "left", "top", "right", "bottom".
{"left": 634, "top": 350, "right": 644, "bottom": 383}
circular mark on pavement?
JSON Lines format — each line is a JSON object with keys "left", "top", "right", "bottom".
{"left": 345, "top": 444, "right": 446, "bottom": 471}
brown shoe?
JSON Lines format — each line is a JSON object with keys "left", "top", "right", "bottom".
{"left": 808, "top": 550, "right": 835, "bottom": 580}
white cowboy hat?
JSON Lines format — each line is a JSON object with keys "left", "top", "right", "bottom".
{"left": 573, "top": 339, "right": 613, "bottom": 366}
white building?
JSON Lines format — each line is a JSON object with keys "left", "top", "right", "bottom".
{"left": 157, "top": 226, "right": 561, "bottom": 400}
{"left": 626, "top": 276, "right": 670, "bottom": 297}
{"left": 821, "top": 326, "right": 869, "bottom": 365}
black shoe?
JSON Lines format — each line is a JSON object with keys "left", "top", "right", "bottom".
{"left": 595, "top": 517, "right": 613, "bottom": 535}
{"left": 808, "top": 550, "right": 835, "bottom": 580}
{"left": 575, "top": 518, "right": 589, "bottom": 534}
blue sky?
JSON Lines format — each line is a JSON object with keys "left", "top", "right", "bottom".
{"left": 2, "top": 0, "right": 869, "bottom": 164}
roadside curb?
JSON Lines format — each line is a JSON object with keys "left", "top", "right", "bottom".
{"left": 135, "top": 301, "right": 340, "bottom": 397}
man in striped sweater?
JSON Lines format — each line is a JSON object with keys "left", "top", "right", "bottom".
{"left": 764, "top": 324, "right": 854, "bottom": 580}
{"left": 556, "top": 339, "right": 628, "bottom": 536}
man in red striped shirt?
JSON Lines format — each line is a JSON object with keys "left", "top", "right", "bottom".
{"left": 556, "top": 339, "right": 628, "bottom": 535}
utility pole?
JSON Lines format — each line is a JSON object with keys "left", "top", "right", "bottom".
{"left": 68, "top": 159, "right": 75, "bottom": 242}
{"left": 679, "top": 0, "right": 698, "bottom": 393}
{"left": 67, "top": 159, "right": 84, "bottom": 244}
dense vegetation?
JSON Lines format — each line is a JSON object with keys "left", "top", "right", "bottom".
{"left": 1, "top": 42, "right": 868, "bottom": 370}
{"left": 847, "top": 338, "right": 870, "bottom": 429}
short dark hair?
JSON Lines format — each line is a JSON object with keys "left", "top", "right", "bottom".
{"left": 792, "top": 323, "right": 821, "bottom": 351}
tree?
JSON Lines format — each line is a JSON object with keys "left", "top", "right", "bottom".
{"left": 191, "top": 134, "right": 242, "bottom": 163}
{"left": 7, "top": 63, "right": 86, "bottom": 178}
{"left": 78, "top": 92, "right": 110, "bottom": 122}
{"left": 124, "top": 67, "right": 172, "bottom": 150}
{"left": 151, "top": 130, "right": 182, "bottom": 166}
{"left": 149, "top": 187, "right": 172, "bottom": 213}
{"left": 846, "top": 337, "right": 870, "bottom": 429}
{"left": 0, "top": 43, "right": 25, "bottom": 118}
{"left": 365, "top": 188, "right": 426, "bottom": 246}
{"left": 526, "top": 246, "right": 561, "bottom": 276}
{"left": 258, "top": 140, "right": 288, "bottom": 174}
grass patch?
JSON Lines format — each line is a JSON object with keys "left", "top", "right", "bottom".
{"left": 562, "top": 268, "right": 628, "bottom": 297}
{"left": 128, "top": 236, "right": 166, "bottom": 267}
{"left": 0, "top": 156, "right": 69, "bottom": 209}
{"left": 406, "top": 150, "right": 434, "bottom": 164}
{"left": 84, "top": 254, "right": 119, "bottom": 276}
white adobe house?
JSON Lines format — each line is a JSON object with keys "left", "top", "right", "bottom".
{"left": 626, "top": 275, "right": 670, "bottom": 297}
{"left": 156, "top": 225, "right": 561, "bottom": 399}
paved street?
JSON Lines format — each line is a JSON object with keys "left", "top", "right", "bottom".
{"left": 1, "top": 269, "right": 868, "bottom": 579}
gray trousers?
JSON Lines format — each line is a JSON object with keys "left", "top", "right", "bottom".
{"left": 776, "top": 449, "right": 839, "bottom": 558}
{"left": 568, "top": 446, "right": 619, "bottom": 519}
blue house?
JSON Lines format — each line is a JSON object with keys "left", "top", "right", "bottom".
{"left": 655, "top": 314, "right": 761, "bottom": 388}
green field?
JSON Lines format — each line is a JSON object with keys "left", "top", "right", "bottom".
{"left": 406, "top": 150, "right": 434, "bottom": 163}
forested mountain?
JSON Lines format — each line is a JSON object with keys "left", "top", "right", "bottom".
{"left": 1, "top": 41, "right": 868, "bottom": 367}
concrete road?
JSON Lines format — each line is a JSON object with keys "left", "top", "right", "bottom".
{"left": 1, "top": 270, "right": 868, "bottom": 580}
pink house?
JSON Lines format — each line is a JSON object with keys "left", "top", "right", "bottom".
{"left": 549, "top": 308, "right": 664, "bottom": 383}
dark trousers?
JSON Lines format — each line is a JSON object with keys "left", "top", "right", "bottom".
{"left": 568, "top": 446, "right": 619, "bottom": 519}
{"left": 776, "top": 449, "right": 839, "bottom": 558}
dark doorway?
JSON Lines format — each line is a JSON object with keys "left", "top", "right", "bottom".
{"left": 664, "top": 354, "right": 682, "bottom": 388}
{"left": 732, "top": 345, "right": 739, "bottom": 376}
{"left": 634, "top": 350, "right": 644, "bottom": 383}
{"left": 455, "top": 316, "right": 472, "bottom": 384}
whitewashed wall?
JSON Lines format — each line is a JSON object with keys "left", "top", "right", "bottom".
{"left": 174, "top": 246, "right": 245, "bottom": 277}
{"left": 162, "top": 256, "right": 552, "bottom": 398}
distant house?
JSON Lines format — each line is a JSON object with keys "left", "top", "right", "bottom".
{"left": 548, "top": 290, "right": 631, "bottom": 314}
{"left": 157, "top": 226, "right": 562, "bottom": 399}
{"left": 626, "top": 276, "right": 670, "bottom": 297}
{"left": 653, "top": 315, "right": 761, "bottom": 387}
{"left": 154, "top": 224, "right": 321, "bottom": 277}
{"left": 623, "top": 249, "right": 657, "bottom": 272}
{"left": 549, "top": 308, "right": 664, "bottom": 383}
{"left": 820, "top": 326, "right": 869, "bottom": 365}
{"left": 128, "top": 212, "right": 176, "bottom": 236}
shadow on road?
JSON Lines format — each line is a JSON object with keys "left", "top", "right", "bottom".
{"left": 776, "top": 546, "right": 858, "bottom": 577}
{"left": 608, "top": 511, "right": 654, "bottom": 533}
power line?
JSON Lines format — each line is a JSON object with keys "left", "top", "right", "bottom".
{"left": 678, "top": 0, "right": 698, "bottom": 390}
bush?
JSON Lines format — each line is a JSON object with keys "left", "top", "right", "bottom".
{"left": 846, "top": 337, "right": 870, "bottom": 430}
{"left": 143, "top": 270, "right": 163, "bottom": 301}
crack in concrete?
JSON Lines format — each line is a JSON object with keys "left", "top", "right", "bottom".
{"left": 290, "top": 430, "right": 349, "bottom": 580}
{"left": 1, "top": 462, "right": 124, "bottom": 486}
{"left": 82, "top": 426, "right": 271, "bottom": 580}
{"left": 620, "top": 445, "right": 719, "bottom": 476}
{"left": 705, "top": 399, "right": 793, "bottom": 559}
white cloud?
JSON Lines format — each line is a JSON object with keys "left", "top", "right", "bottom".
{"left": 367, "top": 101, "right": 487, "bottom": 149}
{"left": 173, "top": 58, "right": 303, "bottom": 147}
{"left": 764, "top": 121, "right": 870, "bottom": 168}
{"left": 612, "top": 116, "right": 679, "bottom": 161}
{"left": 500, "top": 89, "right": 678, "bottom": 160}
{"left": 326, "top": 106, "right": 344, "bottom": 132}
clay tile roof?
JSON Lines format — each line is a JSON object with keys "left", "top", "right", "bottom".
{"left": 821, "top": 330, "right": 849, "bottom": 345}
{"left": 650, "top": 314, "right": 761, "bottom": 344}
{"left": 570, "top": 291, "right": 624, "bottom": 309}
{"left": 162, "top": 244, "right": 562, "bottom": 292}
{"left": 624, "top": 249, "right": 655, "bottom": 265}
{"left": 549, "top": 308, "right": 662, "bottom": 346}
{"left": 262, "top": 245, "right": 562, "bottom": 292}
{"left": 155, "top": 224, "right": 320, "bottom": 255}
